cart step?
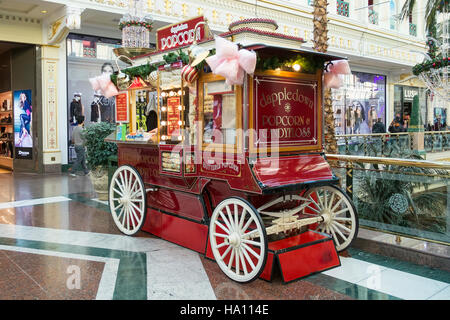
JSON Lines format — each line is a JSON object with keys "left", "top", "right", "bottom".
{"left": 259, "top": 230, "right": 340, "bottom": 283}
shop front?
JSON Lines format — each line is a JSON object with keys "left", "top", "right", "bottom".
{"left": 0, "top": 41, "right": 39, "bottom": 172}
{"left": 393, "top": 85, "right": 428, "bottom": 130}
{"left": 331, "top": 71, "right": 387, "bottom": 135}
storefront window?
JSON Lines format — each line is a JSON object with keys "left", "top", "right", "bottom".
{"left": 332, "top": 71, "right": 386, "bottom": 135}
{"left": 66, "top": 34, "right": 125, "bottom": 164}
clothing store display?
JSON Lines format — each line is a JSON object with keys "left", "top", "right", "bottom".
{"left": 70, "top": 98, "right": 83, "bottom": 124}
{"left": 90, "top": 95, "right": 114, "bottom": 123}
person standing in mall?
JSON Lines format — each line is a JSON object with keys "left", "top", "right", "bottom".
{"left": 71, "top": 115, "right": 89, "bottom": 177}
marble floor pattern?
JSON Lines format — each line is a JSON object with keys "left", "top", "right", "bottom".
{"left": 0, "top": 172, "right": 449, "bottom": 300}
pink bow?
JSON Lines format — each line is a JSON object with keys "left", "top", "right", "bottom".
{"left": 89, "top": 73, "right": 119, "bottom": 98}
{"left": 205, "top": 36, "right": 257, "bottom": 86}
{"left": 324, "top": 60, "right": 352, "bottom": 89}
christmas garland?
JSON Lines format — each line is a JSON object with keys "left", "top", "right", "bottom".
{"left": 111, "top": 49, "right": 325, "bottom": 85}
{"left": 119, "top": 21, "right": 153, "bottom": 31}
{"left": 256, "top": 54, "right": 325, "bottom": 74}
{"left": 412, "top": 56, "right": 450, "bottom": 76}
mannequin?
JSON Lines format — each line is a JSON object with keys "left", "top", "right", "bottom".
{"left": 368, "top": 106, "right": 377, "bottom": 130}
{"left": 90, "top": 92, "right": 103, "bottom": 123}
{"left": 70, "top": 93, "right": 84, "bottom": 124}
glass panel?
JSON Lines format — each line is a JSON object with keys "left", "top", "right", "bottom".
{"left": 203, "top": 80, "right": 236, "bottom": 145}
{"left": 159, "top": 69, "right": 184, "bottom": 144}
{"left": 352, "top": 166, "right": 449, "bottom": 244}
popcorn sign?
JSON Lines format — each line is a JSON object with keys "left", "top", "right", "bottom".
{"left": 157, "top": 16, "right": 206, "bottom": 52}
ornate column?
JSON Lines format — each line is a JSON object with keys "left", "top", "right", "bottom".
{"left": 41, "top": 6, "right": 84, "bottom": 172}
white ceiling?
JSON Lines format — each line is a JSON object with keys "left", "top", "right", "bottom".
{"left": 0, "top": 0, "right": 63, "bottom": 18}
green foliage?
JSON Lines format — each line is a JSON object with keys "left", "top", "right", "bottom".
{"left": 84, "top": 122, "right": 117, "bottom": 171}
{"left": 255, "top": 54, "right": 324, "bottom": 74}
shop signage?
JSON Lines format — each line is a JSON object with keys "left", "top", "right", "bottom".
{"left": 167, "top": 96, "right": 181, "bottom": 137}
{"left": 403, "top": 88, "right": 418, "bottom": 101}
{"left": 157, "top": 16, "right": 205, "bottom": 52}
{"left": 115, "top": 92, "right": 129, "bottom": 123}
{"left": 255, "top": 77, "right": 318, "bottom": 147}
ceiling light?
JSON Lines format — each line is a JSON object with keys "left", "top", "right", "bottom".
{"left": 41, "top": 10, "right": 48, "bottom": 14}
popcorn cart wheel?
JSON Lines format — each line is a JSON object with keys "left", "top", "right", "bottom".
{"left": 209, "top": 197, "right": 268, "bottom": 283}
{"left": 302, "top": 185, "right": 359, "bottom": 252}
{"left": 109, "top": 164, "right": 147, "bottom": 236}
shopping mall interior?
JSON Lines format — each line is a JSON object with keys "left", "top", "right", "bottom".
{"left": 0, "top": 0, "right": 448, "bottom": 304}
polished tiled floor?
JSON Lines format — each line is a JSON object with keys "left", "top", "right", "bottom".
{"left": 0, "top": 171, "right": 449, "bottom": 300}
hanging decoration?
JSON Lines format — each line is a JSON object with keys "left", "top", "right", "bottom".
{"left": 89, "top": 73, "right": 119, "bottom": 98}
{"left": 205, "top": 36, "right": 257, "bottom": 85}
{"left": 119, "top": 0, "right": 153, "bottom": 49}
{"left": 181, "top": 64, "right": 199, "bottom": 84}
{"left": 323, "top": 60, "right": 352, "bottom": 89}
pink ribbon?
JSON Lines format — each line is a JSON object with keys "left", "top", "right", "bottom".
{"left": 89, "top": 73, "right": 119, "bottom": 98}
{"left": 205, "top": 36, "right": 257, "bottom": 86}
{"left": 324, "top": 60, "right": 352, "bottom": 89}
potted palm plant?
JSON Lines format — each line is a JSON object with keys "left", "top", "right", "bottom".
{"left": 84, "top": 122, "right": 117, "bottom": 201}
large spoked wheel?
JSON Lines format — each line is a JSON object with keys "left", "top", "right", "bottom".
{"left": 209, "top": 197, "right": 268, "bottom": 283}
{"left": 109, "top": 165, "right": 147, "bottom": 236}
{"left": 303, "top": 185, "right": 358, "bottom": 252}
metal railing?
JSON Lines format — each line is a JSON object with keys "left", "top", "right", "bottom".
{"left": 326, "top": 154, "right": 450, "bottom": 245}
{"left": 424, "top": 130, "right": 450, "bottom": 153}
{"left": 336, "top": 131, "right": 450, "bottom": 157}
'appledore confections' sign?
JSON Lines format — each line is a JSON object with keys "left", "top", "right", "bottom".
{"left": 255, "top": 77, "right": 318, "bottom": 147}
{"left": 157, "top": 16, "right": 205, "bottom": 52}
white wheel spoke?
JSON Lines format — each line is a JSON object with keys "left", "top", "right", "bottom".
{"left": 213, "top": 232, "right": 228, "bottom": 239}
{"left": 330, "top": 225, "right": 340, "bottom": 247}
{"left": 220, "top": 245, "right": 232, "bottom": 260}
{"left": 116, "top": 206, "right": 125, "bottom": 220}
{"left": 239, "top": 209, "right": 247, "bottom": 230}
{"left": 330, "top": 198, "right": 344, "bottom": 213}
{"left": 242, "top": 243, "right": 261, "bottom": 260}
{"left": 113, "top": 202, "right": 124, "bottom": 211}
{"left": 216, "top": 242, "right": 229, "bottom": 249}
{"left": 328, "top": 192, "right": 335, "bottom": 210}
{"left": 242, "top": 239, "right": 262, "bottom": 247}
{"left": 243, "top": 228, "right": 259, "bottom": 239}
{"left": 331, "top": 223, "right": 347, "bottom": 241}
{"left": 228, "top": 248, "right": 235, "bottom": 270}
{"left": 241, "top": 246, "right": 256, "bottom": 270}
{"left": 242, "top": 217, "right": 254, "bottom": 234}
{"left": 333, "top": 207, "right": 350, "bottom": 216}
{"left": 308, "top": 195, "right": 322, "bottom": 210}
{"left": 233, "top": 204, "right": 238, "bottom": 231}
{"left": 239, "top": 250, "right": 248, "bottom": 276}
{"left": 225, "top": 206, "right": 234, "bottom": 232}
{"left": 333, "top": 221, "right": 352, "bottom": 234}
{"left": 334, "top": 217, "right": 353, "bottom": 222}
{"left": 306, "top": 204, "right": 321, "bottom": 214}
{"left": 113, "top": 188, "right": 123, "bottom": 197}
{"left": 219, "top": 210, "right": 233, "bottom": 233}
{"left": 215, "top": 220, "right": 231, "bottom": 235}
{"left": 235, "top": 249, "right": 240, "bottom": 275}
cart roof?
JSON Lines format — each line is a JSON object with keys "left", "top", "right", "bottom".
{"left": 244, "top": 44, "right": 348, "bottom": 62}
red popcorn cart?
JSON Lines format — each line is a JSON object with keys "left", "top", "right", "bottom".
{"left": 106, "top": 17, "right": 358, "bottom": 283}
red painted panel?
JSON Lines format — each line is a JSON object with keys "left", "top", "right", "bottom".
{"left": 277, "top": 238, "right": 340, "bottom": 283}
{"left": 142, "top": 208, "right": 162, "bottom": 237}
{"left": 147, "top": 189, "right": 205, "bottom": 222}
{"left": 252, "top": 154, "right": 333, "bottom": 189}
{"left": 160, "top": 214, "right": 208, "bottom": 253}
{"left": 259, "top": 252, "right": 274, "bottom": 281}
